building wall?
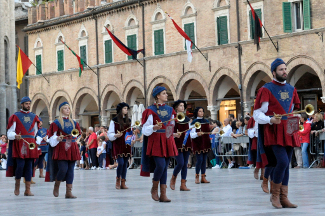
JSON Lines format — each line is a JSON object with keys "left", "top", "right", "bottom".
{"left": 26, "top": 0, "right": 325, "bottom": 128}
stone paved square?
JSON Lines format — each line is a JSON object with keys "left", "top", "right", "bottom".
{"left": 1, "top": 168, "right": 324, "bottom": 216}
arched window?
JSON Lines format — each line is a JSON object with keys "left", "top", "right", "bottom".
{"left": 151, "top": 5, "right": 166, "bottom": 56}
{"left": 55, "top": 32, "right": 65, "bottom": 72}
{"left": 124, "top": 15, "right": 140, "bottom": 60}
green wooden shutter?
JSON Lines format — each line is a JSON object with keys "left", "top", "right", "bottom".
{"left": 184, "top": 23, "right": 195, "bottom": 49}
{"left": 127, "top": 34, "right": 137, "bottom": 60}
{"left": 217, "top": 16, "right": 228, "bottom": 45}
{"left": 283, "top": 2, "right": 292, "bottom": 33}
{"left": 154, "top": 29, "right": 164, "bottom": 55}
{"left": 303, "top": 0, "right": 311, "bottom": 30}
{"left": 57, "top": 50, "right": 64, "bottom": 71}
{"left": 105, "top": 40, "right": 112, "bottom": 63}
{"left": 80, "top": 45, "right": 87, "bottom": 67}
{"left": 36, "top": 54, "right": 42, "bottom": 74}
{"left": 250, "top": 9, "right": 262, "bottom": 39}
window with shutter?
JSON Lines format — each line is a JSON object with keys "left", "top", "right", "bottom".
{"left": 250, "top": 9, "right": 262, "bottom": 39}
{"left": 154, "top": 29, "right": 164, "bottom": 55}
{"left": 282, "top": 2, "right": 292, "bottom": 33}
{"left": 36, "top": 54, "right": 42, "bottom": 74}
{"left": 57, "top": 50, "right": 64, "bottom": 71}
{"left": 105, "top": 40, "right": 112, "bottom": 63}
{"left": 127, "top": 34, "right": 137, "bottom": 60}
{"left": 184, "top": 23, "right": 195, "bottom": 49}
{"left": 80, "top": 45, "right": 87, "bottom": 67}
{"left": 217, "top": 16, "right": 228, "bottom": 45}
{"left": 303, "top": 0, "right": 311, "bottom": 30}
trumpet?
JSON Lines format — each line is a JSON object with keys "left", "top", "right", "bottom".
{"left": 61, "top": 129, "right": 80, "bottom": 138}
{"left": 274, "top": 104, "right": 314, "bottom": 119}
{"left": 178, "top": 122, "right": 202, "bottom": 134}
{"left": 18, "top": 133, "right": 36, "bottom": 150}
{"left": 156, "top": 112, "right": 185, "bottom": 125}
{"left": 200, "top": 130, "right": 225, "bottom": 135}
{"left": 299, "top": 125, "right": 304, "bottom": 132}
{"left": 118, "top": 120, "right": 142, "bottom": 134}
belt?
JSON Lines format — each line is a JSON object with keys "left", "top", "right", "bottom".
{"left": 21, "top": 135, "right": 35, "bottom": 139}
{"left": 62, "top": 139, "right": 76, "bottom": 143}
{"left": 270, "top": 116, "right": 288, "bottom": 120}
{"left": 155, "top": 129, "right": 166, "bottom": 133}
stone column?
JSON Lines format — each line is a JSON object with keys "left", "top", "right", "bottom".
{"left": 243, "top": 101, "right": 254, "bottom": 116}
{"left": 207, "top": 105, "right": 220, "bottom": 120}
{"left": 0, "top": 84, "right": 6, "bottom": 134}
{"left": 101, "top": 116, "right": 109, "bottom": 127}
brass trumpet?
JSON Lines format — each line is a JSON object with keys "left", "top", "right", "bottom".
{"left": 274, "top": 104, "right": 314, "bottom": 119}
{"left": 156, "top": 112, "right": 185, "bottom": 125}
{"left": 18, "top": 133, "right": 36, "bottom": 150}
{"left": 200, "top": 130, "right": 225, "bottom": 135}
{"left": 178, "top": 121, "right": 202, "bottom": 134}
{"left": 61, "top": 129, "right": 80, "bottom": 138}
{"left": 118, "top": 120, "right": 142, "bottom": 134}
{"left": 299, "top": 125, "right": 304, "bottom": 132}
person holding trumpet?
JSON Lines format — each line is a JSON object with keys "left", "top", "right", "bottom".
{"left": 253, "top": 58, "right": 301, "bottom": 209}
{"left": 6, "top": 96, "right": 41, "bottom": 196}
{"left": 141, "top": 86, "right": 178, "bottom": 202}
{"left": 35, "top": 117, "right": 49, "bottom": 178}
{"left": 108, "top": 102, "right": 132, "bottom": 190}
{"left": 46, "top": 102, "right": 81, "bottom": 198}
{"left": 170, "top": 100, "right": 192, "bottom": 191}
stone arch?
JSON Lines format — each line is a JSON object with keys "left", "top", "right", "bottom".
{"left": 151, "top": 4, "right": 166, "bottom": 22}
{"left": 214, "top": 0, "right": 230, "bottom": 7}
{"left": 286, "top": 55, "right": 325, "bottom": 94}
{"left": 34, "top": 36, "right": 43, "bottom": 49}
{"left": 125, "top": 14, "right": 139, "bottom": 27}
{"left": 31, "top": 93, "right": 50, "bottom": 114}
{"left": 182, "top": 0, "right": 197, "bottom": 16}
{"left": 123, "top": 80, "right": 145, "bottom": 105}
{"left": 78, "top": 24, "right": 88, "bottom": 38}
{"left": 176, "top": 71, "right": 209, "bottom": 101}
{"left": 72, "top": 87, "right": 99, "bottom": 118}
{"left": 50, "top": 90, "right": 73, "bottom": 121}
{"left": 147, "top": 76, "right": 176, "bottom": 105}
{"left": 55, "top": 30, "right": 65, "bottom": 44}
{"left": 101, "top": 84, "right": 123, "bottom": 117}
{"left": 31, "top": 93, "right": 51, "bottom": 126}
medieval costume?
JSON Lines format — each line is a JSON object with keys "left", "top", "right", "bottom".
{"left": 35, "top": 117, "right": 48, "bottom": 178}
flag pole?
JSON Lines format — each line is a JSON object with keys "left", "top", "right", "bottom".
{"left": 31, "top": 62, "right": 49, "bottom": 83}
{"left": 247, "top": 0, "right": 278, "bottom": 52}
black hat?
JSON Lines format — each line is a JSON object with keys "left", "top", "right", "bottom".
{"left": 172, "top": 100, "right": 187, "bottom": 110}
{"left": 116, "top": 102, "right": 129, "bottom": 114}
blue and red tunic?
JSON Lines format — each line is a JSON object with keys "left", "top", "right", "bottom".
{"left": 174, "top": 116, "right": 192, "bottom": 151}
{"left": 112, "top": 117, "right": 132, "bottom": 159}
{"left": 36, "top": 127, "right": 48, "bottom": 153}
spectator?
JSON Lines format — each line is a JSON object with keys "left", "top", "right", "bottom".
{"left": 222, "top": 118, "right": 232, "bottom": 136}
{"left": 244, "top": 116, "right": 250, "bottom": 135}
{"left": 87, "top": 127, "right": 98, "bottom": 169}
{"left": 95, "top": 124, "right": 101, "bottom": 136}
{"left": 226, "top": 121, "right": 244, "bottom": 169}
{"left": 97, "top": 136, "right": 107, "bottom": 170}
{"left": 297, "top": 113, "right": 311, "bottom": 168}
{"left": 210, "top": 120, "right": 222, "bottom": 169}
{"left": 129, "top": 126, "right": 143, "bottom": 169}
{"left": 0, "top": 154, "right": 7, "bottom": 170}
{"left": 311, "top": 113, "right": 324, "bottom": 133}
{"left": 0, "top": 137, "right": 7, "bottom": 155}
{"left": 80, "top": 141, "right": 88, "bottom": 170}
{"left": 229, "top": 114, "right": 237, "bottom": 133}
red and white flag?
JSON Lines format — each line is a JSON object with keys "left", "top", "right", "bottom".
{"left": 166, "top": 13, "right": 193, "bottom": 62}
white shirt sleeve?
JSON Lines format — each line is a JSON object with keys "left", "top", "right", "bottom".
{"left": 222, "top": 125, "right": 232, "bottom": 136}
{"left": 142, "top": 115, "right": 157, "bottom": 136}
{"left": 33, "top": 123, "right": 38, "bottom": 137}
{"left": 108, "top": 120, "right": 117, "bottom": 141}
{"left": 7, "top": 122, "right": 16, "bottom": 140}
{"left": 253, "top": 102, "right": 272, "bottom": 125}
{"left": 247, "top": 129, "right": 255, "bottom": 139}
{"left": 48, "top": 131, "right": 59, "bottom": 147}
{"left": 190, "top": 127, "right": 198, "bottom": 139}
{"left": 36, "top": 136, "right": 42, "bottom": 145}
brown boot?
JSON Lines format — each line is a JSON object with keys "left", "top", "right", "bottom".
{"left": 14, "top": 179, "right": 20, "bottom": 196}
{"left": 195, "top": 174, "right": 200, "bottom": 184}
{"left": 170, "top": 175, "right": 177, "bottom": 190}
{"left": 115, "top": 177, "right": 121, "bottom": 189}
{"left": 270, "top": 182, "right": 282, "bottom": 209}
{"left": 39, "top": 169, "right": 45, "bottom": 178}
{"left": 24, "top": 181, "right": 34, "bottom": 196}
{"left": 65, "top": 184, "right": 77, "bottom": 198}
{"left": 280, "top": 185, "right": 298, "bottom": 208}
{"left": 260, "top": 168, "right": 265, "bottom": 180}
{"left": 201, "top": 174, "right": 210, "bottom": 183}
{"left": 261, "top": 177, "right": 269, "bottom": 193}
{"left": 31, "top": 178, "right": 36, "bottom": 184}
{"left": 121, "top": 179, "right": 128, "bottom": 189}
{"left": 180, "top": 179, "right": 190, "bottom": 191}
{"left": 53, "top": 181, "right": 60, "bottom": 197}
{"left": 151, "top": 180, "right": 160, "bottom": 201}
{"left": 254, "top": 168, "right": 260, "bottom": 180}
{"left": 159, "top": 184, "right": 171, "bottom": 202}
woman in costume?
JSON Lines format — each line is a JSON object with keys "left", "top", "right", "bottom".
{"left": 170, "top": 100, "right": 191, "bottom": 191}
{"left": 108, "top": 102, "right": 132, "bottom": 190}
{"left": 140, "top": 86, "right": 178, "bottom": 202}
{"left": 190, "top": 107, "right": 211, "bottom": 184}
{"left": 35, "top": 117, "right": 48, "bottom": 178}
{"left": 46, "top": 102, "right": 81, "bottom": 198}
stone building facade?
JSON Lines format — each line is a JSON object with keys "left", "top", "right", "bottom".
{"left": 24, "top": 0, "right": 325, "bottom": 128}
{"left": 0, "top": 0, "right": 17, "bottom": 134}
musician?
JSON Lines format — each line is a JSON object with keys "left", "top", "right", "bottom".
{"left": 141, "top": 86, "right": 178, "bottom": 202}
{"left": 46, "top": 102, "right": 81, "bottom": 198}
{"left": 108, "top": 102, "right": 132, "bottom": 190}
{"left": 170, "top": 100, "right": 191, "bottom": 191}
{"left": 190, "top": 107, "right": 211, "bottom": 184}
{"left": 6, "top": 96, "right": 40, "bottom": 196}
{"left": 35, "top": 117, "right": 48, "bottom": 178}
{"left": 253, "top": 58, "right": 300, "bottom": 208}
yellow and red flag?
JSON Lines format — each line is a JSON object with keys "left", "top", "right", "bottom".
{"left": 16, "top": 45, "right": 32, "bottom": 89}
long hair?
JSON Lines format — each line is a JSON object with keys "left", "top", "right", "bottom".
{"left": 117, "top": 110, "right": 130, "bottom": 130}
{"left": 58, "top": 104, "right": 75, "bottom": 130}
{"left": 193, "top": 107, "right": 204, "bottom": 119}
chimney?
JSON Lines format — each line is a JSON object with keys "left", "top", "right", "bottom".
{"left": 37, "top": 4, "right": 46, "bottom": 21}
{"left": 46, "top": 2, "right": 55, "bottom": 20}
{"left": 95, "top": 0, "right": 101, "bottom": 6}
{"left": 54, "top": 0, "right": 64, "bottom": 17}
{"left": 77, "top": 0, "right": 86, "bottom": 12}
{"left": 28, "top": 6, "right": 37, "bottom": 24}
{"left": 88, "top": 0, "right": 95, "bottom": 7}
{"left": 64, "top": 0, "right": 74, "bottom": 15}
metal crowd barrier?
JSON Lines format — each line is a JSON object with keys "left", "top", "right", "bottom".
{"left": 309, "top": 132, "right": 325, "bottom": 168}
{"left": 130, "top": 141, "right": 142, "bottom": 168}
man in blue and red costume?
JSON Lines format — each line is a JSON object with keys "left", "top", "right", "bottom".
{"left": 7, "top": 96, "right": 40, "bottom": 196}
{"left": 35, "top": 117, "right": 48, "bottom": 178}
{"left": 140, "top": 86, "right": 178, "bottom": 202}
{"left": 253, "top": 58, "right": 300, "bottom": 209}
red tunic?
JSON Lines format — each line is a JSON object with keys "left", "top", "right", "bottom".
{"left": 254, "top": 81, "right": 301, "bottom": 147}
{"left": 142, "top": 108, "right": 178, "bottom": 158}
{"left": 174, "top": 117, "right": 192, "bottom": 151}
{"left": 112, "top": 121, "right": 132, "bottom": 159}
{"left": 47, "top": 122, "right": 81, "bottom": 161}
{"left": 192, "top": 122, "right": 211, "bottom": 154}
{"left": 7, "top": 112, "right": 40, "bottom": 159}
